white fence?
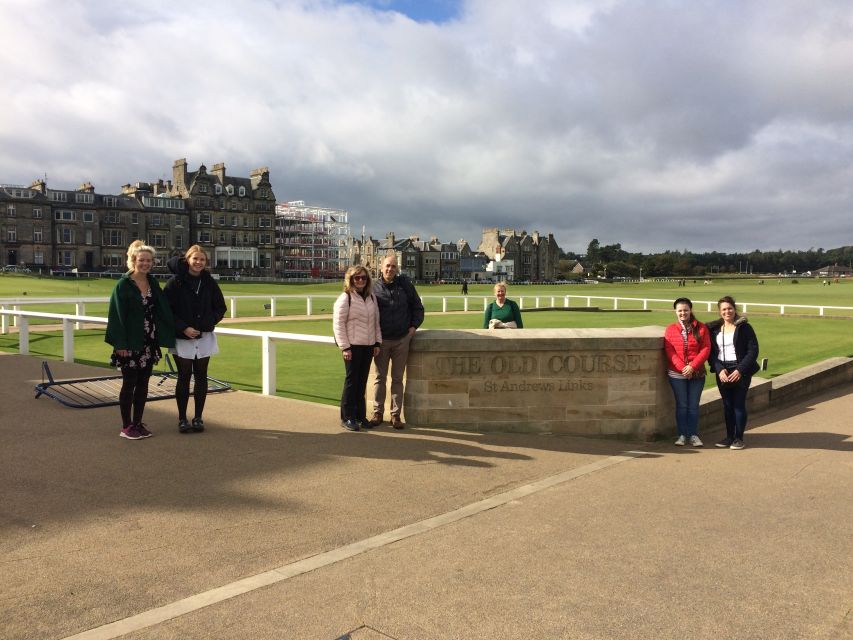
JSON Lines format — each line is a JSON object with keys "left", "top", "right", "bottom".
{"left": 3, "top": 294, "right": 853, "bottom": 319}
{"left": 0, "top": 308, "right": 335, "bottom": 396}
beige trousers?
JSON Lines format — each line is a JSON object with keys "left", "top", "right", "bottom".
{"left": 371, "top": 333, "right": 412, "bottom": 418}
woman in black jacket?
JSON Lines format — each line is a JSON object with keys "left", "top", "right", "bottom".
{"left": 706, "top": 296, "right": 760, "bottom": 450}
{"left": 164, "top": 245, "right": 227, "bottom": 433}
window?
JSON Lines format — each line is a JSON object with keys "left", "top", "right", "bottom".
{"left": 259, "top": 188, "right": 267, "bottom": 198}
{"left": 59, "top": 228, "right": 74, "bottom": 244}
{"left": 104, "top": 196, "right": 118, "bottom": 207}
{"left": 231, "top": 202, "right": 238, "bottom": 211}
{"left": 7, "top": 204, "right": 15, "bottom": 217}
{"left": 152, "top": 214, "right": 161, "bottom": 226}
{"left": 218, "top": 232, "right": 226, "bottom": 244}
{"left": 260, "top": 233, "right": 272, "bottom": 245}
{"left": 198, "top": 183, "right": 209, "bottom": 193}
{"left": 243, "top": 201, "right": 249, "bottom": 211}
{"left": 197, "top": 230, "right": 212, "bottom": 243}
{"left": 75, "top": 192, "right": 94, "bottom": 204}
{"left": 220, "top": 198, "right": 225, "bottom": 210}
{"left": 259, "top": 217, "right": 271, "bottom": 228}
{"left": 131, "top": 212, "right": 139, "bottom": 224}
{"left": 231, "top": 216, "right": 237, "bottom": 226}
{"left": 149, "top": 233, "right": 166, "bottom": 248}
{"left": 105, "top": 211, "right": 120, "bottom": 224}
{"left": 7, "top": 227, "right": 16, "bottom": 241}
{"left": 226, "top": 184, "right": 234, "bottom": 196}
{"left": 85, "top": 230, "right": 93, "bottom": 245}
{"left": 83, "top": 211, "right": 94, "bottom": 223}
{"left": 175, "top": 233, "right": 183, "bottom": 248}
{"left": 215, "top": 184, "right": 222, "bottom": 195}
{"left": 197, "top": 212, "right": 211, "bottom": 224}
{"left": 33, "top": 228, "right": 43, "bottom": 243}
{"left": 238, "top": 186, "right": 246, "bottom": 197}
{"left": 104, "top": 230, "right": 123, "bottom": 246}
{"left": 48, "top": 191, "right": 67, "bottom": 202}
{"left": 54, "top": 210, "right": 75, "bottom": 221}
{"left": 57, "top": 250, "right": 75, "bottom": 267}
{"left": 34, "top": 250, "right": 44, "bottom": 265}
{"left": 33, "top": 207, "right": 42, "bottom": 219}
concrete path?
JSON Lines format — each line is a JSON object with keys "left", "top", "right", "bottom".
{"left": 1, "top": 353, "right": 851, "bottom": 640}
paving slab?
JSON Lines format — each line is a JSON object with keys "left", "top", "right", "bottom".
{"left": 1, "top": 352, "right": 851, "bottom": 640}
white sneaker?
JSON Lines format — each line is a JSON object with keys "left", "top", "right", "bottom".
{"left": 674, "top": 435, "right": 687, "bottom": 446}
{"left": 690, "top": 435, "right": 704, "bottom": 447}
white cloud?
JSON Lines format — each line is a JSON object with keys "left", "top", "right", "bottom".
{"left": 1, "top": 0, "right": 852, "bottom": 253}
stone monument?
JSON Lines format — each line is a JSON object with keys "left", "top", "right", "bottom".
{"left": 403, "top": 328, "right": 674, "bottom": 440}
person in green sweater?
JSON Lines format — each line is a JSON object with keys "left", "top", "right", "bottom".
{"left": 105, "top": 241, "right": 175, "bottom": 440}
{"left": 483, "top": 282, "right": 523, "bottom": 329}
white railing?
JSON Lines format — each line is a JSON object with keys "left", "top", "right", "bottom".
{"left": 3, "top": 294, "right": 853, "bottom": 319}
{"left": 0, "top": 309, "right": 335, "bottom": 396}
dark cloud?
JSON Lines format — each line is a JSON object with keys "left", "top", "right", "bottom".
{"left": 1, "top": 0, "right": 852, "bottom": 254}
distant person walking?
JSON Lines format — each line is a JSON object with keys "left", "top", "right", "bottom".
{"left": 105, "top": 241, "right": 175, "bottom": 440}
{"left": 164, "top": 245, "right": 227, "bottom": 434}
{"left": 483, "top": 282, "right": 523, "bottom": 329}
{"left": 707, "top": 296, "right": 760, "bottom": 450}
{"left": 663, "top": 297, "right": 710, "bottom": 447}
{"left": 461, "top": 280, "right": 468, "bottom": 295}
{"left": 334, "top": 266, "right": 382, "bottom": 432}
{"left": 370, "top": 254, "right": 424, "bottom": 429}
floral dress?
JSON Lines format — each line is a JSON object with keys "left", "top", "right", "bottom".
{"left": 110, "top": 286, "right": 162, "bottom": 370}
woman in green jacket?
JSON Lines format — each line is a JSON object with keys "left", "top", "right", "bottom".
{"left": 483, "top": 282, "right": 523, "bottom": 329}
{"left": 105, "top": 241, "right": 175, "bottom": 440}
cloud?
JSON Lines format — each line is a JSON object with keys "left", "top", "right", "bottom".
{"left": 1, "top": 0, "right": 852, "bottom": 253}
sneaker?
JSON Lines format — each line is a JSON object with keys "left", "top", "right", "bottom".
{"left": 690, "top": 435, "right": 703, "bottom": 447}
{"left": 359, "top": 419, "right": 374, "bottom": 430}
{"left": 730, "top": 439, "right": 745, "bottom": 450}
{"left": 368, "top": 412, "right": 383, "bottom": 427}
{"left": 716, "top": 438, "right": 733, "bottom": 448}
{"left": 191, "top": 417, "right": 205, "bottom": 433}
{"left": 341, "top": 419, "right": 360, "bottom": 432}
{"left": 135, "top": 423, "right": 153, "bottom": 438}
{"left": 178, "top": 419, "right": 192, "bottom": 434}
{"left": 120, "top": 425, "right": 144, "bottom": 440}
{"left": 674, "top": 435, "right": 687, "bottom": 446}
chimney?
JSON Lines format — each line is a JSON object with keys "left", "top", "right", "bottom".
{"left": 173, "top": 158, "right": 188, "bottom": 192}
{"left": 212, "top": 162, "right": 226, "bottom": 184}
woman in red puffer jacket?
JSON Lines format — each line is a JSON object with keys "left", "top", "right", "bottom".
{"left": 663, "top": 297, "right": 711, "bottom": 447}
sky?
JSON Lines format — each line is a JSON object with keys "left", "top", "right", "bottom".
{"left": 1, "top": 0, "right": 852, "bottom": 254}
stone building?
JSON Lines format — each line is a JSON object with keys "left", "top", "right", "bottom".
{"left": 169, "top": 159, "right": 276, "bottom": 276}
{"left": 477, "top": 227, "right": 562, "bottom": 282}
{"left": 0, "top": 158, "right": 276, "bottom": 275}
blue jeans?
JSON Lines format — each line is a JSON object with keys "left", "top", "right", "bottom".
{"left": 716, "top": 373, "right": 752, "bottom": 440}
{"left": 668, "top": 376, "right": 705, "bottom": 437}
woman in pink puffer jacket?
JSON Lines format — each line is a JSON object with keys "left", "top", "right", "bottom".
{"left": 333, "top": 265, "right": 381, "bottom": 431}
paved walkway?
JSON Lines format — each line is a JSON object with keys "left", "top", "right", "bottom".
{"left": 1, "top": 353, "right": 851, "bottom": 640}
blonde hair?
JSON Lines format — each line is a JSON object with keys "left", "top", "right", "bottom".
{"left": 126, "top": 242, "right": 156, "bottom": 272}
{"left": 494, "top": 282, "right": 507, "bottom": 294}
{"left": 343, "top": 265, "right": 373, "bottom": 296}
{"left": 184, "top": 244, "right": 209, "bottom": 266}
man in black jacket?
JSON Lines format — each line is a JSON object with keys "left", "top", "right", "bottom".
{"left": 370, "top": 254, "right": 424, "bottom": 429}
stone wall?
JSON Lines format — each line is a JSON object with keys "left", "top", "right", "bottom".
{"left": 404, "top": 328, "right": 675, "bottom": 439}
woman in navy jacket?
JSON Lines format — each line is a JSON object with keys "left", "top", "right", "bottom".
{"left": 164, "top": 245, "right": 226, "bottom": 433}
{"left": 706, "top": 296, "right": 760, "bottom": 450}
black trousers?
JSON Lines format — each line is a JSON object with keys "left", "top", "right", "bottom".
{"left": 340, "top": 345, "right": 373, "bottom": 422}
{"left": 174, "top": 355, "right": 210, "bottom": 421}
{"left": 119, "top": 364, "right": 154, "bottom": 426}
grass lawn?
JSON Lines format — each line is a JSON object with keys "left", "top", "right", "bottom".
{"left": 4, "top": 303, "right": 853, "bottom": 404}
{"left": 3, "top": 273, "right": 852, "bottom": 404}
